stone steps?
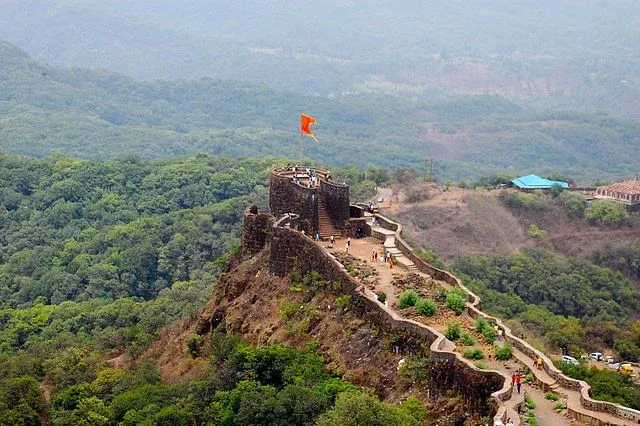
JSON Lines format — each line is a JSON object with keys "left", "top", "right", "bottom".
{"left": 317, "top": 198, "right": 340, "bottom": 239}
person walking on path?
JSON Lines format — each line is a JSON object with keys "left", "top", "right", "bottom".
{"left": 511, "top": 374, "right": 517, "bottom": 387}
{"left": 314, "top": 231, "right": 320, "bottom": 241}
{"left": 515, "top": 374, "right": 522, "bottom": 394}
{"left": 347, "top": 237, "right": 351, "bottom": 248}
{"left": 330, "top": 235, "right": 335, "bottom": 246}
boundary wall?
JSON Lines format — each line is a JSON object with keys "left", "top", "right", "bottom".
{"left": 244, "top": 209, "right": 510, "bottom": 419}
{"left": 373, "top": 213, "right": 640, "bottom": 425}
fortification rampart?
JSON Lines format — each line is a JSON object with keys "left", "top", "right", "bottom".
{"left": 244, "top": 208, "right": 508, "bottom": 418}
{"left": 269, "top": 167, "right": 349, "bottom": 234}
{"left": 319, "top": 179, "right": 350, "bottom": 227}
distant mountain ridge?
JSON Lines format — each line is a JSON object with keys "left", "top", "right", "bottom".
{"left": 1, "top": 40, "right": 639, "bottom": 183}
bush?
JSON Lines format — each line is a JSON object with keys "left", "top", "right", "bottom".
{"left": 544, "top": 392, "right": 558, "bottom": 401}
{"left": 463, "top": 348, "right": 484, "bottom": 360}
{"left": 585, "top": 200, "right": 630, "bottom": 225}
{"left": 494, "top": 345, "right": 513, "bottom": 360}
{"left": 398, "top": 290, "right": 419, "bottom": 309}
{"left": 399, "top": 356, "right": 430, "bottom": 382}
{"left": 553, "top": 402, "right": 565, "bottom": 411}
{"left": 335, "top": 295, "right": 351, "bottom": 311}
{"left": 525, "top": 395, "right": 536, "bottom": 409}
{"left": 482, "top": 326, "right": 497, "bottom": 345}
{"left": 376, "top": 291, "right": 387, "bottom": 303}
{"left": 186, "top": 334, "right": 203, "bottom": 358}
{"left": 475, "top": 317, "right": 489, "bottom": 333}
{"left": 529, "top": 224, "right": 548, "bottom": 240}
{"left": 446, "top": 290, "right": 466, "bottom": 314}
{"left": 460, "top": 332, "right": 474, "bottom": 346}
{"left": 475, "top": 361, "right": 488, "bottom": 370}
{"left": 445, "top": 323, "right": 461, "bottom": 341}
{"left": 415, "top": 299, "right": 437, "bottom": 316}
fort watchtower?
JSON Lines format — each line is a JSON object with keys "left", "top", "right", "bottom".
{"left": 269, "top": 166, "right": 349, "bottom": 238}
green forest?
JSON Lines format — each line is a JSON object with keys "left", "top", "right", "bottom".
{"left": 0, "top": 153, "right": 392, "bottom": 424}
{"left": 1, "top": 40, "right": 640, "bottom": 182}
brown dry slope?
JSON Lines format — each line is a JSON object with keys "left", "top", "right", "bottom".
{"left": 395, "top": 188, "right": 529, "bottom": 263}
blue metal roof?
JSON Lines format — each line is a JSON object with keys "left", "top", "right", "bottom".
{"left": 511, "top": 174, "right": 569, "bottom": 189}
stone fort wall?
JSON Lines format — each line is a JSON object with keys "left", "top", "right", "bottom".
{"left": 269, "top": 167, "right": 350, "bottom": 233}
{"left": 243, "top": 209, "right": 508, "bottom": 418}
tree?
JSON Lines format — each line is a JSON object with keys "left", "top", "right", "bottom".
{"left": 315, "top": 392, "right": 420, "bottom": 426}
{"left": 585, "top": 200, "right": 630, "bottom": 225}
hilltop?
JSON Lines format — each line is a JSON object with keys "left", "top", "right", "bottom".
{"left": 1, "top": 41, "right": 640, "bottom": 181}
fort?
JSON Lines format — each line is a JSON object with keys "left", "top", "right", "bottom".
{"left": 242, "top": 166, "right": 640, "bottom": 426}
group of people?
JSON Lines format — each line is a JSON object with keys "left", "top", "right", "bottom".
{"left": 290, "top": 165, "right": 322, "bottom": 188}
{"left": 533, "top": 355, "right": 543, "bottom": 370}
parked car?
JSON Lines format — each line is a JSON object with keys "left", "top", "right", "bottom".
{"left": 605, "top": 355, "right": 615, "bottom": 363}
{"left": 589, "top": 352, "right": 603, "bottom": 361}
{"left": 562, "top": 355, "right": 580, "bottom": 365}
{"left": 609, "top": 363, "right": 621, "bottom": 370}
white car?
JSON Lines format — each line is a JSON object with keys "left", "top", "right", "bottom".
{"left": 609, "top": 363, "right": 621, "bottom": 370}
{"left": 562, "top": 355, "right": 580, "bottom": 365}
{"left": 589, "top": 352, "right": 603, "bottom": 361}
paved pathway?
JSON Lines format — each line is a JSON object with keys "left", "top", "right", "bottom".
{"left": 316, "top": 211, "right": 634, "bottom": 425}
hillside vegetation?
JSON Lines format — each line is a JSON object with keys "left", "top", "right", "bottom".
{"left": 0, "top": 153, "right": 406, "bottom": 424}
{"left": 2, "top": 1, "right": 639, "bottom": 117}
{"left": 1, "top": 41, "right": 640, "bottom": 182}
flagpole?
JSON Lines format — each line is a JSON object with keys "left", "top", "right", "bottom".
{"left": 299, "top": 111, "right": 303, "bottom": 162}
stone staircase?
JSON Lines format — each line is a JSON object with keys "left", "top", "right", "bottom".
{"left": 317, "top": 197, "right": 340, "bottom": 240}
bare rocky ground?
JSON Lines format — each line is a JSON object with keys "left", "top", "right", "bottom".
{"left": 392, "top": 186, "right": 640, "bottom": 269}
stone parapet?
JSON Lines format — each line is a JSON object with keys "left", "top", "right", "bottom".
{"left": 267, "top": 212, "right": 508, "bottom": 418}
{"left": 374, "top": 212, "right": 640, "bottom": 425}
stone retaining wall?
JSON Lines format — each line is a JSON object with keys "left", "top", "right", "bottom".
{"left": 259, "top": 211, "right": 508, "bottom": 418}
{"left": 374, "top": 212, "right": 640, "bottom": 425}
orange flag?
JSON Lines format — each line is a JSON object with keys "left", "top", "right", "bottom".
{"left": 300, "top": 113, "right": 319, "bottom": 142}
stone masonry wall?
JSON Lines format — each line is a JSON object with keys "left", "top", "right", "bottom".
{"left": 267, "top": 219, "right": 506, "bottom": 417}
{"left": 242, "top": 210, "right": 274, "bottom": 256}
{"left": 269, "top": 171, "right": 318, "bottom": 233}
{"left": 320, "top": 179, "right": 350, "bottom": 228}
{"left": 374, "top": 212, "right": 640, "bottom": 425}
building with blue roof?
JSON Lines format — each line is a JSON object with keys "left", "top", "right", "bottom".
{"left": 510, "top": 174, "right": 569, "bottom": 190}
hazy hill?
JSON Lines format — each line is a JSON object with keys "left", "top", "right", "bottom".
{"left": 2, "top": 0, "right": 640, "bottom": 116}
{"left": 2, "top": 41, "right": 640, "bottom": 182}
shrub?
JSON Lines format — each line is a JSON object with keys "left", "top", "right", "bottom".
{"left": 335, "top": 295, "right": 351, "bottom": 311}
{"left": 399, "top": 356, "right": 430, "bottom": 382}
{"left": 494, "top": 345, "right": 513, "bottom": 360}
{"left": 475, "top": 317, "right": 489, "bottom": 333}
{"left": 585, "top": 200, "right": 630, "bottom": 225}
{"left": 544, "top": 392, "right": 558, "bottom": 401}
{"left": 553, "top": 402, "right": 565, "bottom": 411}
{"left": 375, "top": 291, "right": 387, "bottom": 303}
{"left": 482, "top": 326, "right": 497, "bottom": 345}
{"left": 475, "top": 361, "right": 488, "bottom": 370}
{"left": 186, "top": 334, "right": 203, "bottom": 358}
{"left": 445, "top": 323, "right": 461, "bottom": 341}
{"left": 529, "top": 224, "right": 548, "bottom": 240}
{"left": 460, "top": 332, "right": 474, "bottom": 346}
{"left": 525, "top": 373, "right": 534, "bottom": 383}
{"left": 446, "top": 290, "right": 466, "bottom": 314}
{"left": 525, "top": 395, "right": 536, "bottom": 409}
{"left": 398, "top": 290, "right": 419, "bottom": 308}
{"left": 463, "top": 348, "right": 484, "bottom": 360}
{"left": 415, "top": 299, "right": 437, "bottom": 316}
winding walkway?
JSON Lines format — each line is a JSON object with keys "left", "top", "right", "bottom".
{"left": 328, "top": 209, "right": 637, "bottom": 425}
